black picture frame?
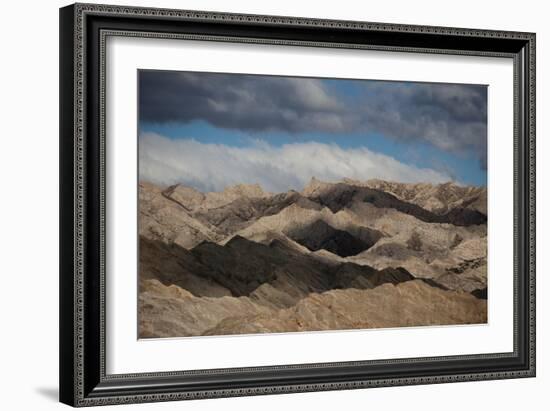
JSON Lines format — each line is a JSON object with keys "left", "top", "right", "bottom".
{"left": 59, "top": 3, "right": 536, "bottom": 407}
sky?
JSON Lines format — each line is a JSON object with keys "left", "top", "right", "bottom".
{"left": 138, "top": 70, "right": 487, "bottom": 193}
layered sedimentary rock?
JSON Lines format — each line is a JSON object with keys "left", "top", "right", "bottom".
{"left": 140, "top": 279, "right": 487, "bottom": 338}
{"left": 138, "top": 178, "right": 488, "bottom": 338}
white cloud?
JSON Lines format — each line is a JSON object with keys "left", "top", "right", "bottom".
{"left": 139, "top": 132, "right": 452, "bottom": 193}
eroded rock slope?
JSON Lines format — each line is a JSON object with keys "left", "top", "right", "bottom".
{"left": 139, "top": 178, "right": 488, "bottom": 337}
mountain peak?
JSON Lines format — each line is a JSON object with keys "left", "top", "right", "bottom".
{"left": 223, "top": 183, "right": 268, "bottom": 198}
{"left": 162, "top": 183, "right": 205, "bottom": 211}
{"left": 302, "top": 177, "right": 333, "bottom": 197}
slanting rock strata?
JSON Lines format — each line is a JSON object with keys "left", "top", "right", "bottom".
{"left": 138, "top": 178, "right": 488, "bottom": 338}
{"left": 139, "top": 279, "right": 487, "bottom": 338}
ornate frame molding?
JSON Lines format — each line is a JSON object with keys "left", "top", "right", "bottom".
{"left": 60, "top": 3, "right": 535, "bottom": 407}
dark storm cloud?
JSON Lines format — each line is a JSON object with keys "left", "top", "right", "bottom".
{"left": 139, "top": 71, "right": 345, "bottom": 133}
{"left": 358, "top": 82, "right": 487, "bottom": 168}
{"left": 139, "top": 71, "right": 487, "bottom": 168}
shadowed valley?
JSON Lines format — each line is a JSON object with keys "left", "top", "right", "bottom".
{"left": 139, "top": 178, "right": 488, "bottom": 338}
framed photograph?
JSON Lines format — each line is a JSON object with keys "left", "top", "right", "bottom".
{"left": 59, "top": 3, "right": 536, "bottom": 407}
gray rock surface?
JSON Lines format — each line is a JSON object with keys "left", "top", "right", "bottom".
{"left": 138, "top": 178, "right": 488, "bottom": 338}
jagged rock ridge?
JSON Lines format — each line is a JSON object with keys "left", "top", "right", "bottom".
{"left": 138, "top": 178, "right": 488, "bottom": 337}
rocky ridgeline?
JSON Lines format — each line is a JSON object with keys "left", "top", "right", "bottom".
{"left": 138, "top": 178, "right": 488, "bottom": 337}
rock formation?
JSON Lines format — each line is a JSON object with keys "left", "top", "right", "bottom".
{"left": 138, "top": 178, "right": 488, "bottom": 338}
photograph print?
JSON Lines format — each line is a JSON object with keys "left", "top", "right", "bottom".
{"left": 137, "top": 70, "right": 488, "bottom": 339}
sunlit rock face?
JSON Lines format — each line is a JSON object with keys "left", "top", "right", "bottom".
{"left": 138, "top": 178, "right": 487, "bottom": 338}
